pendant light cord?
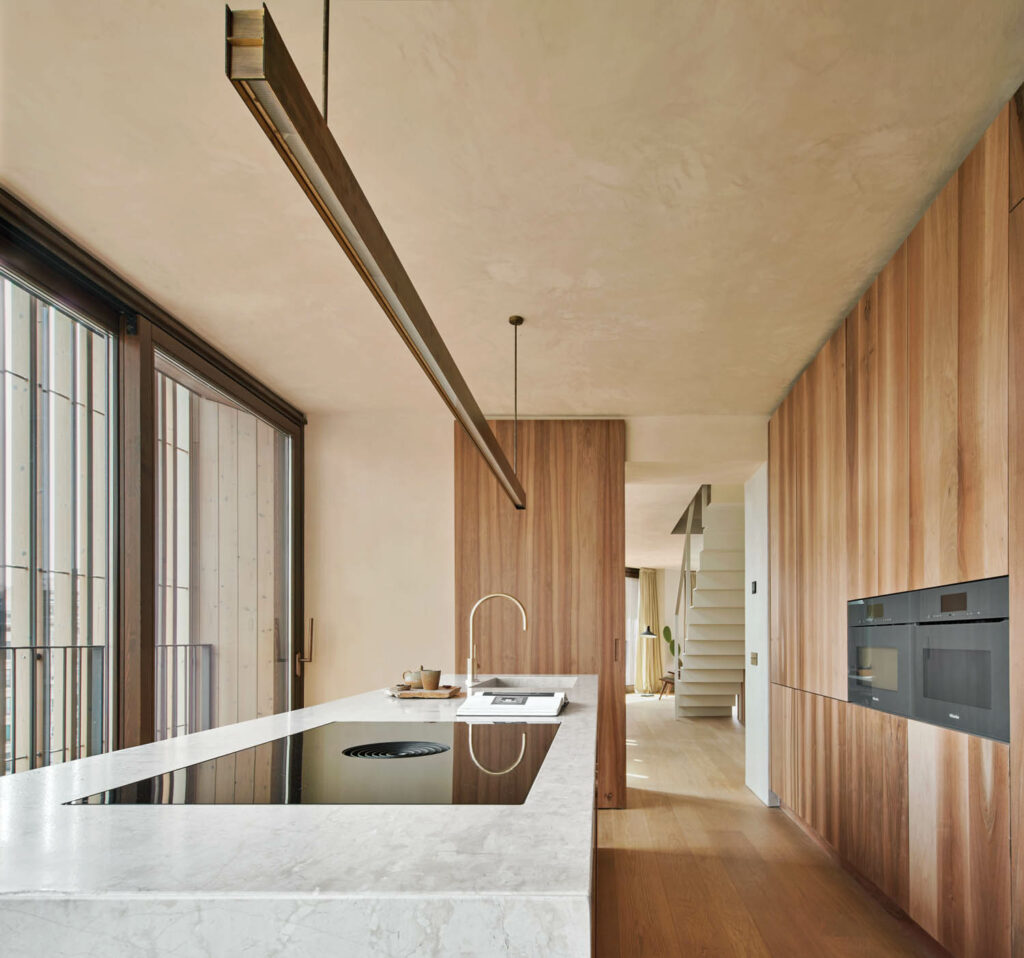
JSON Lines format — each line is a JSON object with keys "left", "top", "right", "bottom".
{"left": 514, "top": 321, "right": 518, "bottom": 473}
{"left": 322, "top": 0, "right": 330, "bottom": 122}
{"left": 509, "top": 316, "right": 524, "bottom": 475}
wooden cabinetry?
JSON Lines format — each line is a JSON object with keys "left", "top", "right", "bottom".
{"left": 1007, "top": 150, "right": 1024, "bottom": 958}
{"left": 907, "top": 721, "right": 1010, "bottom": 958}
{"left": 770, "top": 683, "right": 843, "bottom": 849}
{"left": 907, "top": 174, "right": 961, "bottom": 589}
{"left": 957, "top": 107, "right": 1008, "bottom": 581}
{"left": 769, "top": 323, "right": 847, "bottom": 699}
{"left": 908, "top": 109, "right": 1008, "bottom": 590}
{"left": 840, "top": 704, "right": 909, "bottom": 910}
{"left": 771, "top": 686, "right": 1009, "bottom": 957}
{"left": 454, "top": 419, "right": 625, "bottom": 808}
{"left": 770, "top": 101, "right": 1018, "bottom": 958}
{"left": 846, "top": 244, "right": 910, "bottom": 600}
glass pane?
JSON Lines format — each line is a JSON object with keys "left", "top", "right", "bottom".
{"left": 154, "top": 351, "right": 291, "bottom": 740}
{"left": 923, "top": 648, "right": 993, "bottom": 709}
{"left": 0, "top": 271, "right": 113, "bottom": 775}
{"left": 856, "top": 645, "right": 899, "bottom": 692}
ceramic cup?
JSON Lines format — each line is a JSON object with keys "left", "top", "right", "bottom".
{"left": 402, "top": 669, "right": 422, "bottom": 689}
{"left": 420, "top": 669, "right": 441, "bottom": 691}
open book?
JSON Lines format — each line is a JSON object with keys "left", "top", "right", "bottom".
{"left": 456, "top": 690, "right": 568, "bottom": 717}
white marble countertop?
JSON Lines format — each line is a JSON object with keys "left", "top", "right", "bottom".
{"left": 0, "top": 674, "right": 597, "bottom": 957}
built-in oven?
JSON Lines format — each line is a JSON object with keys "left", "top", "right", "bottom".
{"left": 911, "top": 578, "right": 1009, "bottom": 742}
{"left": 848, "top": 576, "right": 1009, "bottom": 742}
{"left": 848, "top": 591, "right": 913, "bottom": 716}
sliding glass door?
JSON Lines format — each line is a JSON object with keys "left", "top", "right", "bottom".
{"left": 153, "top": 351, "right": 292, "bottom": 740}
{"left": 1, "top": 271, "right": 114, "bottom": 774}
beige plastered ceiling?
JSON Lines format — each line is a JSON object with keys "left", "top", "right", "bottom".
{"left": 2, "top": 0, "right": 1024, "bottom": 567}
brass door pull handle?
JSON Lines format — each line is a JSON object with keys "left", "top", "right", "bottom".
{"left": 295, "top": 618, "right": 314, "bottom": 677}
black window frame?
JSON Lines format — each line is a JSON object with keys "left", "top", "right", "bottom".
{"left": 0, "top": 187, "right": 306, "bottom": 750}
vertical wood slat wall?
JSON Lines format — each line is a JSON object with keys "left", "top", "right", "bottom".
{"left": 454, "top": 419, "right": 626, "bottom": 808}
{"left": 770, "top": 104, "right": 1019, "bottom": 958}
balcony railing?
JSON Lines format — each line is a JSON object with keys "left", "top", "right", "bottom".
{"left": 154, "top": 643, "right": 212, "bottom": 741}
{"left": 3, "top": 644, "right": 106, "bottom": 775}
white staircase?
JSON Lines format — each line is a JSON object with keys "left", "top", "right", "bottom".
{"left": 676, "top": 500, "right": 745, "bottom": 718}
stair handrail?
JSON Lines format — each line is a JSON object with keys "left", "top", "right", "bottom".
{"left": 674, "top": 484, "right": 711, "bottom": 678}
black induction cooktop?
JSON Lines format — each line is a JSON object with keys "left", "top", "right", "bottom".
{"left": 68, "top": 720, "right": 558, "bottom": 806}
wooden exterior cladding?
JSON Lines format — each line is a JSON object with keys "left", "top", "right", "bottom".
{"left": 770, "top": 102, "right": 1019, "bottom": 958}
{"left": 454, "top": 419, "right": 625, "bottom": 808}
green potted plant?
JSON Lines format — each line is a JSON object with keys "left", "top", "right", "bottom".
{"left": 663, "top": 625, "right": 678, "bottom": 673}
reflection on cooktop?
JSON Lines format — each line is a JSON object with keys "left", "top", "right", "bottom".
{"left": 68, "top": 721, "right": 559, "bottom": 806}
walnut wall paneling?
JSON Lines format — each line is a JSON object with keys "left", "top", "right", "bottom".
{"left": 1008, "top": 151, "right": 1024, "bottom": 958}
{"left": 907, "top": 720, "right": 1011, "bottom": 958}
{"left": 597, "top": 422, "right": 626, "bottom": 809}
{"left": 767, "top": 322, "right": 847, "bottom": 699}
{"left": 454, "top": 419, "right": 625, "bottom": 808}
{"left": 840, "top": 705, "right": 909, "bottom": 910}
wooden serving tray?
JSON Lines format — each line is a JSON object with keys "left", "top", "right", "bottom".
{"left": 388, "top": 685, "right": 462, "bottom": 699}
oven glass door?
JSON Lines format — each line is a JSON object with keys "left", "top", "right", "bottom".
{"left": 912, "top": 623, "right": 1009, "bottom": 742}
{"left": 848, "top": 625, "right": 912, "bottom": 716}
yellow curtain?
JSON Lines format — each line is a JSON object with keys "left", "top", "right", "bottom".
{"left": 635, "top": 568, "right": 663, "bottom": 694}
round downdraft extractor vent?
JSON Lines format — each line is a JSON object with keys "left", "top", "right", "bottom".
{"left": 342, "top": 741, "right": 451, "bottom": 760}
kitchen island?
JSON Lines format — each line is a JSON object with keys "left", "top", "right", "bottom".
{"left": 0, "top": 674, "right": 597, "bottom": 958}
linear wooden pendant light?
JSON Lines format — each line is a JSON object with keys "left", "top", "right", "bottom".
{"left": 225, "top": 5, "right": 526, "bottom": 509}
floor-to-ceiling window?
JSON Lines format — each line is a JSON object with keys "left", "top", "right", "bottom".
{"left": 1, "top": 270, "right": 114, "bottom": 774}
{"left": 0, "top": 189, "right": 305, "bottom": 771}
{"left": 154, "top": 352, "right": 292, "bottom": 740}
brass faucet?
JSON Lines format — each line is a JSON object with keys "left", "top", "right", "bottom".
{"left": 467, "top": 593, "right": 527, "bottom": 685}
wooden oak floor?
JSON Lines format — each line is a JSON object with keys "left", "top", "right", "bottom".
{"left": 596, "top": 695, "right": 948, "bottom": 958}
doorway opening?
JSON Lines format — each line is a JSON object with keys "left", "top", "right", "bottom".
{"left": 623, "top": 479, "right": 773, "bottom": 806}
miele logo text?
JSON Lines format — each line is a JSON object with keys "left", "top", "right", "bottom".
{"left": 949, "top": 713, "right": 960, "bottom": 720}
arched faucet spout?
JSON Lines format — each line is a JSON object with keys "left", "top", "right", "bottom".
{"left": 467, "top": 593, "right": 528, "bottom": 686}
